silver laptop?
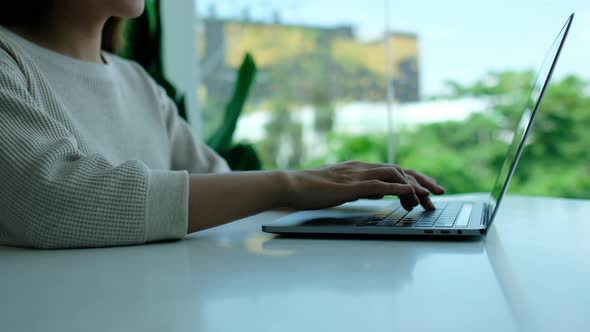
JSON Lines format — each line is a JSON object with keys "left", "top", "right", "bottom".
{"left": 263, "top": 14, "right": 574, "bottom": 238}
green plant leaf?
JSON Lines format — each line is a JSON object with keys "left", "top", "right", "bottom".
{"left": 207, "top": 53, "right": 257, "bottom": 152}
{"left": 220, "top": 144, "right": 263, "bottom": 171}
{"left": 120, "top": 0, "right": 188, "bottom": 121}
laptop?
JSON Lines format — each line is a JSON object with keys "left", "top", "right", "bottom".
{"left": 262, "top": 13, "right": 574, "bottom": 238}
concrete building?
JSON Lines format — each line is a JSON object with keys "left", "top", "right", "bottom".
{"left": 199, "top": 15, "right": 421, "bottom": 104}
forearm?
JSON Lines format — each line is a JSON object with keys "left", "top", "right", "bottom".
{"left": 185, "top": 162, "right": 445, "bottom": 234}
{"left": 187, "top": 171, "right": 291, "bottom": 233}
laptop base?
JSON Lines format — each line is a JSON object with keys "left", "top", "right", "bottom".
{"left": 262, "top": 201, "right": 487, "bottom": 238}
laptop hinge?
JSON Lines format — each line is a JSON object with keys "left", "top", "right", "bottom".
{"left": 483, "top": 203, "right": 491, "bottom": 228}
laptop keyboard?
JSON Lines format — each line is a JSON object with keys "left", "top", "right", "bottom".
{"left": 357, "top": 202, "right": 464, "bottom": 228}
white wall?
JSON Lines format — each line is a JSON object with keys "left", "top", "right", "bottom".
{"left": 160, "top": 0, "right": 202, "bottom": 134}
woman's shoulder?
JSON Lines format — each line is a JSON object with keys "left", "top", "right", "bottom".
{"left": 0, "top": 26, "right": 31, "bottom": 74}
{"left": 103, "top": 52, "right": 145, "bottom": 75}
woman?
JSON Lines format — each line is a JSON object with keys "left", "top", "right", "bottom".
{"left": 0, "top": 0, "right": 444, "bottom": 249}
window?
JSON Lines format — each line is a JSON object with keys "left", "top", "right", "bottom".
{"left": 194, "top": 1, "right": 590, "bottom": 198}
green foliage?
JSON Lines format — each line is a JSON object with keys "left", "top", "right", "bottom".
{"left": 121, "top": 1, "right": 262, "bottom": 170}
{"left": 255, "top": 51, "right": 337, "bottom": 169}
{"left": 207, "top": 53, "right": 262, "bottom": 171}
{"left": 258, "top": 100, "right": 304, "bottom": 169}
{"left": 444, "top": 71, "right": 535, "bottom": 98}
{"left": 207, "top": 53, "right": 256, "bottom": 152}
{"left": 219, "top": 144, "right": 262, "bottom": 172}
{"left": 120, "top": 0, "right": 187, "bottom": 120}
{"left": 298, "top": 71, "right": 590, "bottom": 199}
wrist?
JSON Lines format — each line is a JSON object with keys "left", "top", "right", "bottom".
{"left": 272, "top": 170, "right": 298, "bottom": 209}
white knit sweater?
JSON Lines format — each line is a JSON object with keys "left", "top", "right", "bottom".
{"left": 0, "top": 26, "right": 229, "bottom": 249}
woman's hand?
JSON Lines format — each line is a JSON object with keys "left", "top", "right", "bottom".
{"left": 284, "top": 161, "right": 445, "bottom": 211}
{"left": 187, "top": 162, "right": 445, "bottom": 233}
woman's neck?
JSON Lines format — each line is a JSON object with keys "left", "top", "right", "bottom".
{"left": 9, "top": 15, "right": 107, "bottom": 64}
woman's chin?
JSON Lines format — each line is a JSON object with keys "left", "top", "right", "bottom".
{"left": 105, "top": 0, "right": 145, "bottom": 18}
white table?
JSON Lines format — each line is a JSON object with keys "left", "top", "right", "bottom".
{"left": 1, "top": 195, "right": 589, "bottom": 332}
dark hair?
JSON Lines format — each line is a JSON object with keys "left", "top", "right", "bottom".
{"left": 0, "top": 2, "right": 53, "bottom": 26}
{"left": 0, "top": 1, "right": 126, "bottom": 54}
{"left": 102, "top": 17, "right": 127, "bottom": 54}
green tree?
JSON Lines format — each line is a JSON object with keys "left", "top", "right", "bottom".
{"left": 302, "top": 71, "right": 590, "bottom": 199}
{"left": 258, "top": 100, "right": 304, "bottom": 169}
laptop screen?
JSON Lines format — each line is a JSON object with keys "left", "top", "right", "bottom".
{"left": 486, "top": 14, "right": 574, "bottom": 227}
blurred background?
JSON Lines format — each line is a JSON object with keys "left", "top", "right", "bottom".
{"left": 149, "top": 0, "right": 590, "bottom": 198}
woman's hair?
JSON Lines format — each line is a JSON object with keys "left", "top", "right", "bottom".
{"left": 102, "top": 18, "right": 127, "bottom": 54}
{"left": 0, "top": 2, "right": 52, "bottom": 26}
{"left": 0, "top": 1, "right": 127, "bottom": 54}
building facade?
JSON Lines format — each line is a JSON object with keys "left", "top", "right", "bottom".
{"left": 200, "top": 17, "right": 420, "bottom": 105}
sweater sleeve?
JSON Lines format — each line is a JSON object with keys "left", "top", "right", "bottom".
{"left": 0, "top": 63, "right": 188, "bottom": 249}
{"left": 157, "top": 87, "right": 230, "bottom": 173}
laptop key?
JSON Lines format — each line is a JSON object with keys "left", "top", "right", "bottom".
{"left": 376, "top": 222, "right": 395, "bottom": 227}
{"left": 435, "top": 220, "right": 455, "bottom": 226}
{"left": 421, "top": 215, "right": 439, "bottom": 220}
{"left": 454, "top": 204, "right": 473, "bottom": 227}
{"left": 416, "top": 223, "right": 434, "bottom": 228}
{"left": 357, "top": 219, "right": 380, "bottom": 226}
{"left": 371, "top": 214, "right": 387, "bottom": 221}
{"left": 362, "top": 206, "right": 408, "bottom": 226}
{"left": 383, "top": 207, "right": 407, "bottom": 219}
{"left": 437, "top": 220, "right": 455, "bottom": 225}
{"left": 418, "top": 219, "right": 436, "bottom": 224}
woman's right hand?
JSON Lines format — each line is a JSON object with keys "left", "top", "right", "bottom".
{"left": 284, "top": 161, "right": 445, "bottom": 211}
{"left": 187, "top": 161, "right": 445, "bottom": 233}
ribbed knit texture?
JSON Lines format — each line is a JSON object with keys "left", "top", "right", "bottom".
{"left": 0, "top": 27, "right": 229, "bottom": 249}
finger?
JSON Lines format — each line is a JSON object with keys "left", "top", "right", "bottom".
{"left": 382, "top": 166, "right": 424, "bottom": 193}
{"left": 404, "top": 175, "right": 431, "bottom": 196}
{"left": 418, "top": 194, "right": 436, "bottom": 211}
{"left": 363, "top": 163, "right": 409, "bottom": 182}
{"left": 362, "top": 166, "right": 408, "bottom": 183}
{"left": 363, "top": 167, "right": 420, "bottom": 209}
{"left": 387, "top": 169, "right": 420, "bottom": 209}
{"left": 354, "top": 180, "right": 415, "bottom": 199}
{"left": 404, "top": 175, "right": 435, "bottom": 210}
{"left": 362, "top": 162, "right": 403, "bottom": 170}
{"left": 405, "top": 169, "right": 445, "bottom": 194}
{"left": 400, "top": 194, "right": 419, "bottom": 211}
{"left": 400, "top": 175, "right": 434, "bottom": 210}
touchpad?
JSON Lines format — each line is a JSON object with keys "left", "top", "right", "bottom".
{"left": 272, "top": 209, "right": 377, "bottom": 228}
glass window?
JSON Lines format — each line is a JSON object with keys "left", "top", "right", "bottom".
{"left": 194, "top": 1, "right": 590, "bottom": 198}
